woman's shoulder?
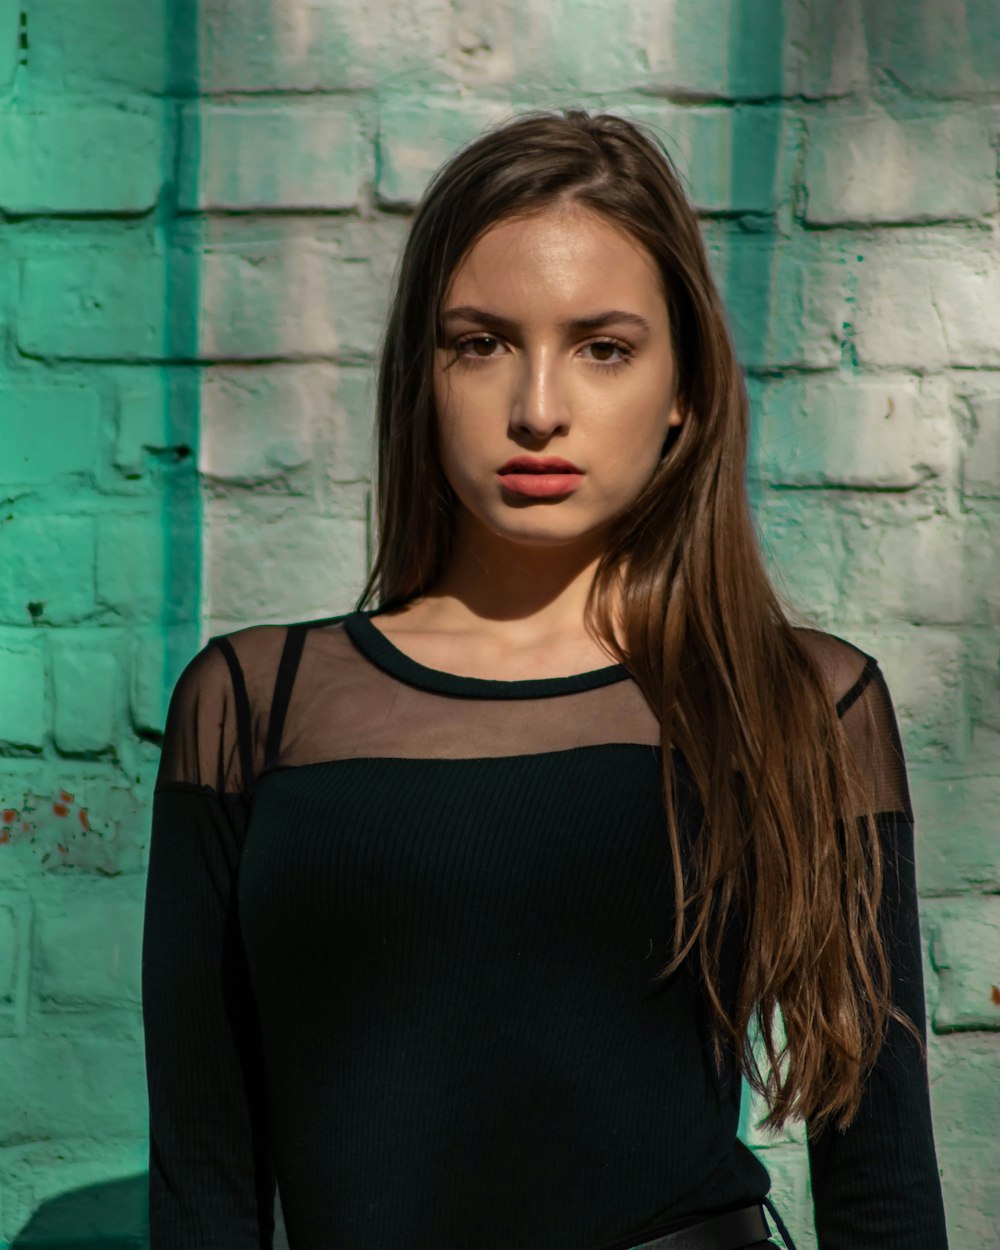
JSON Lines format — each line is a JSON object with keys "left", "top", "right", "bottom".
{"left": 790, "top": 625, "right": 883, "bottom": 720}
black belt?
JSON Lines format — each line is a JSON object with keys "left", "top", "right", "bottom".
{"left": 620, "top": 1202, "right": 772, "bottom": 1250}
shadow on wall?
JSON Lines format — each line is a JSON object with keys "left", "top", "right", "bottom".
{"left": 11, "top": 1175, "right": 291, "bottom": 1250}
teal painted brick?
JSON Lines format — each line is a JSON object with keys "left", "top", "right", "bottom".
{"left": 0, "top": 385, "right": 101, "bottom": 484}
{"left": 0, "top": 515, "right": 96, "bottom": 625}
{"left": 0, "top": 0, "right": 17, "bottom": 89}
{"left": 936, "top": 1144, "right": 1000, "bottom": 1249}
{"left": 0, "top": 636, "right": 46, "bottom": 749}
{"left": 925, "top": 897, "right": 1000, "bottom": 1031}
{"left": 180, "top": 103, "right": 367, "bottom": 211}
{"left": 27, "top": 0, "right": 167, "bottom": 93}
{"left": 376, "top": 97, "right": 512, "bottom": 207}
{"left": 709, "top": 240, "right": 844, "bottom": 369}
{"left": 18, "top": 243, "right": 167, "bottom": 361}
{"left": 636, "top": 0, "right": 784, "bottom": 99}
{"left": 0, "top": 1034, "right": 145, "bottom": 1146}
{"left": 113, "top": 376, "right": 169, "bottom": 477}
{"left": 853, "top": 253, "right": 1000, "bottom": 369}
{"left": 759, "top": 495, "right": 845, "bottom": 621}
{"left": 620, "top": 104, "right": 785, "bottom": 215}
{"left": 0, "top": 894, "right": 30, "bottom": 1038}
{"left": 129, "top": 628, "right": 170, "bottom": 734}
{"left": 51, "top": 637, "right": 119, "bottom": 753}
{"left": 914, "top": 771, "right": 1000, "bottom": 893}
{"left": 755, "top": 376, "right": 954, "bottom": 489}
{"left": 34, "top": 878, "right": 143, "bottom": 1007}
{"left": 805, "top": 106, "right": 997, "bottom": 226}
{"left": 863, "top": 2, "right": 1000, "bottom": 98}
{"left": 929, "top": 1035, "right": 1000, "bottom": 1147}
{"left": 95, "top": 513, "right": 164, "bottom": 620}
{"left": 0, "top": 109, "right": 162, "bottom": 214}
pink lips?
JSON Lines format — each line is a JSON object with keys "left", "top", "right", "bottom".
{"left": 497, "top": 456, "right": 585, "bottom": 498}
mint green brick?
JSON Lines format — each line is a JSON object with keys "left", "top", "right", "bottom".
{"left": 0, "top": 110, "right": 162, "bottom": 214}
{"left": 0, "top": 634, "right": 46, "bottom": 748}
{"left": 180, "top": 103, "right": 366, "bottom": 211}
{"left": 0, "top": 515, "right": 96, "bottom": 625}
{"left": 926, "top": 897, "right": 1000, "bottom": 1031}
{"left": 35, "top": 879, "right": 143, "bottom": 1007}
{"left": 929, "top": 1036, "right": 1000, "bottom": 1146}
{"left": 0, "top": 385, "right": 101, "bottom": 483}
{"left": 865, "top": 5, "right": 1000, "bottom": 97}
{"left": 376, "top": 97, "right": 511, "bottom": 207}
{"left": 28, "top": 0, "right": 167, "bottom": 93}
{"left": 914, "top": 770, "right": 1000, "bottom": 893}
{"left": 113, "top": 376, "right": 169, "bottom": 476}
{"left": 0, "top": 894, "right": 30, "bottom": 1038}
{"left": 0, "top": 0, "right": 17, "bottom": 89}
{"left": 51, "top": 637, "right": 119, "bottom": 753}
{"left": 18, "top": 245, "right": 167, "bottom": 361}
{"left": 129, "top": 628, "right": 168, "bottom": 733}
{"left": 95, "top": 513, "right": 164, "bottom": 620}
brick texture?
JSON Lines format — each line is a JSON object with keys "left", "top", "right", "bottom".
{"left": 2, "top": 0, "right": 998, "bottom": 1246}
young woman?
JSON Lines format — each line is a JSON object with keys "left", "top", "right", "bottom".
{"left": 142, "top": 110, "right": 949, "bottom": 1250}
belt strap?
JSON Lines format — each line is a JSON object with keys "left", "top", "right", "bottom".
{"left": 629, "top": 1203, "right": 772, "bottom": 1250}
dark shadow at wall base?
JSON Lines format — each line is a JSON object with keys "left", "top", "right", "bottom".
{"left": 11, "top": 1174, "right": 290, "bottom": 1250}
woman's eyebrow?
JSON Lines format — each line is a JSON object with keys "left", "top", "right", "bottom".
{"left": 440, "top": 306, "right": 652, "bottom": 334}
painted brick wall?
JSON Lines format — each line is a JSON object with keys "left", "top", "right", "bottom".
{"left": 0, "top": 0, "right": 997, "bottom": 1246}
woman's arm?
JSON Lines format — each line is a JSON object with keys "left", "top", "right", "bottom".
{"left": 806, "top": 658, "right": 948, "bottom": 1250}
{"left": 142, "top": 642, "right": 276, "bottom": 1249}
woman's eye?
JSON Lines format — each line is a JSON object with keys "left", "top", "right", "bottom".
{"left": 584, "top": 339, "right": 633, "bottom": 366}
{"left": 456, "top": 335, "right": 503, "bottom": 358}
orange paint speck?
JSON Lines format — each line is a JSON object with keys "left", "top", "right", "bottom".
{"left": 0, "top": 829, "right": 9, "bottom": 844}
{"left": 991, "top": 985, "right": 1000, "bottom": 1006}
{"left": 52, "top": 802, "right": 69, "bottom": 817}
{"left": 59, "top": 789, "right": 74, "bottom": 803}
{"left": 2, "top": 809, "right": 16, "bottom": 823}
{"left": 79, "top": 808, "right": 90, "bottom": 830}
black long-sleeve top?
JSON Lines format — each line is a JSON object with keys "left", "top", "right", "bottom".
{"left": 141, "top": 608, "right": 948, "bottom": 1250}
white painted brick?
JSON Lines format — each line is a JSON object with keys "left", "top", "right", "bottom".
{"left": 805, "top": 107, "right": 996, "bottom": 225}
{"left": 199, "top": 367, "right": 315, "bottom": 482}
{"left": 924, "top": 896, "right": 1000, "bottom": 1031}
{"left": 179, "top": 104, "right": 367, "bottom": 212}
{"left": 854, "top": 255, "right": 1000, "bottom": 369}
{"left": 840, "top": 508, "right": 969, "bottom": 627}
{"left": 961, "top": 389, "right": 1000, "bottom": 500}
{"left": 756, "top": 376, "right": 954, "bottom": 489}
{"left": 204, "top": 503, "right": 368, "bottom": 626}
{"left": 197, "top": 221, "right": 405, "bottom": 361}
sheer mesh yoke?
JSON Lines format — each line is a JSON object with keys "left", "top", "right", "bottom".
{"left": 155, "top": 610, "right": 911, "bottom": 820}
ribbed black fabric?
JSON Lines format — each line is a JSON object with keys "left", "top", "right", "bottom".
{"left": 141, "top": 611, "right": 948, "bottom": 1250}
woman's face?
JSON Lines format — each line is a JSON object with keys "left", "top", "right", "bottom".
{"left": 432, "top": 202, "right": 683, "bottom": 554}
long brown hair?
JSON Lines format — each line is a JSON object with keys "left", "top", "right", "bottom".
{"left": 356, "top": 108, "right": 918, "bottom": 1134}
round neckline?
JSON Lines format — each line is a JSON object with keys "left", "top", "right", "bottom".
{"left": 342, "top": 609, "right": 632, "bottom": 700}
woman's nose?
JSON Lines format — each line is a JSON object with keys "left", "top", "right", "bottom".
{"left": 509, "top": 352, "right": 569, "bottom": 439}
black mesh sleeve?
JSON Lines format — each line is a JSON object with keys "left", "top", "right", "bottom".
{"left": 143, "top": 643, "right": 276, "bottom": 1248}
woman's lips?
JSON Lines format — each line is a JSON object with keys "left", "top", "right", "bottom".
{"left": 497, "top": 471, "right": 584, "bottom": 497}
{"left": 497, "top": 457, "right": 584, "bottom": 498}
